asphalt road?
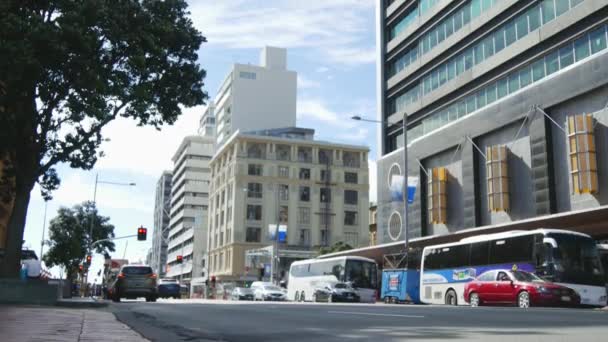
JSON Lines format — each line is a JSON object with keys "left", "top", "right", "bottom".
{"left": 109, "top": 300, "right": 608, "bottom": 342}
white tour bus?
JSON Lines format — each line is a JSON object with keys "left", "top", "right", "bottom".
{"left": 420, "top": 229, "right": 607, "bottom": 307}
{"left": 287, "top": 256, "right": 378, "bottom": 303}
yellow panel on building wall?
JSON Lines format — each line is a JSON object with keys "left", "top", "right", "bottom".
{"left": 568, "top": 114, "right": 598, "bottom": 194}
{"left": 486, "top": 145, "right": 510, "bottom": 212}
{"left": 427, "top": 167, "right": 447, "bottom": 224}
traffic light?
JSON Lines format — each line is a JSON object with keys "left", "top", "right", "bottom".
{"left": 137, "top": 227, "right": 147, "bottom": 241}
{"left": 79, "top": 264, "right": 84, "bottom": 272}
{"left": 85, "top": 255, "right": 92, "bottom": 265}
{"left": 176, "top": 255, "right": 183, "bottom": 264}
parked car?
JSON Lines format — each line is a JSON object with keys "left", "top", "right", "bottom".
{"left": 254, "top": 284, "right": 287, "bottom": 301}
{"left": 231, "top": 287, "right": 255, "bottom": 301}
{"left": 110, "top": 265, "right": 157, "bottom": 302}
{"left": 312, "top": 282, "right": 360, "bottom": 303}
{"left": 157, "top": 278, "right": 181, "bottom": 299}
{"left": 464, "top": 270, "right": 580, "bottom": 308}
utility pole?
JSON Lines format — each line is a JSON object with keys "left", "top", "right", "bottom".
{"left": 40, "top": 200, "right": 48, "bottom": 259}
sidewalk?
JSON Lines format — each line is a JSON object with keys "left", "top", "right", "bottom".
{"left": 0, "top": 305, "right": 148, "bottom": 342}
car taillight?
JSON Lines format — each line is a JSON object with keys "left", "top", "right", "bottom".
{"left": 117, "top": 273, "right": 125, "bottom": 279}
{"left": 149, "top": 273, "right": 157, "bottom": 279}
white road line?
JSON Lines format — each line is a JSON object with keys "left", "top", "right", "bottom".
{"left": 328, "top": 311, "right": 425, "bottom": 318}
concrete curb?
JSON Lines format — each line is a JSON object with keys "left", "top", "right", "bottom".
{"left": 55, "top": 298, "right": 108, "bottom": 308}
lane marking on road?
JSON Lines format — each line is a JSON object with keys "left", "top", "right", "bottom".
{"left": 328, "top": 311, "right": 425, "bottom": 318}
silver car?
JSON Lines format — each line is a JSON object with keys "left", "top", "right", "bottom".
{"left": 231, "top": 287, "right": 255, "bottom": 301}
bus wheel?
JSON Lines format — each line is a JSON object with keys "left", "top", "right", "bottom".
{"left": 384, "top": 296, "right": 390, "bottom": 304}
{"left": 469, "top": 292, "right": 480, "bottom": 307}
{"left": 300, "top": 293, "right": 305, "bottom": 302}
{"left": 445, "top": 289, "right": 457, "bottom": 306}
{"left": 390, "top": 297, "right": 396, "bottom": 304}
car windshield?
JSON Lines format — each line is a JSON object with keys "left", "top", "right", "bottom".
{"left": 548, "top": 233, "right": 605, "bottom": 286}
{"left": 334, "top": 283, "right": 348, "bottom": 289}
{"left": 122, "top": 266, "right": 153, "bottom": 275}
{"left": 511, "top": 271, "right": 544, "bottom": 283}
{"left": 264, "top": 285, "right": 282, "bottom": 291}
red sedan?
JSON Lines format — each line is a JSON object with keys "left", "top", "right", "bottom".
{"left": 464, "top": 270, "right": 580, "bottom": 308}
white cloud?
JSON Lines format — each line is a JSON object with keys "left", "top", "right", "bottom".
{"left": 368, "top": 159, "right": 377, "bottom": 203}
{"left": 297, "top": 74, "right": 321, "bottom": 89}
{"left": 297, "top": 98, "right": 342, "bottom": 125}
{"left": 337, "top": 127, "right": 369, "bottom": 142}
{"left": 316, "top": 66, "right": 330, "bottom": 73}
{"left": 189, "top": 0, "right": 375, "bottom": 66}
{"left": 95, "top": 105, "right": 206, "bottom": 176}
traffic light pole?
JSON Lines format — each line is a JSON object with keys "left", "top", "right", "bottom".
{"left": 90, "top": 233, "right": 139, "bottom": 248}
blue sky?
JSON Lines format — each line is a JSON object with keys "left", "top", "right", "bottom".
{"left": 23, "top": 0, "right": 379, "bottom": 279}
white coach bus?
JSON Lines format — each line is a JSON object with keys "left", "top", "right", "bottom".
{"left": 287, "top": 256, "right": 378, "bottom": 303}
{"left": 420, "top": 229, "right": 606, "bottom": 307}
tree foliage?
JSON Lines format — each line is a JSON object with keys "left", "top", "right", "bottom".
{"left": 43, "top": 201, "right": 115, "bottom": 280}
{"left": 0, "top": 0, "right": 207, "bottom": 276}
{"left": 318, "top": 241, "right": 354, "bottom": 256}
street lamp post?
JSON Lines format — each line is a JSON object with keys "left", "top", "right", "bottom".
{"left": 352, "top": 113, "right": 409, "bottom": 249}
{"left": 86, "top": 173, "right": 136, "bottom": 284}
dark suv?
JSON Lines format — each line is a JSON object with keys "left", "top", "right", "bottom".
{"left": 110, "top": 265, "right": 157, "bottom": 302}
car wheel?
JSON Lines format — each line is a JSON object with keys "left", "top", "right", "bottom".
{"left": 469, "top": 292, "right": 480, "bottom": 307}
{"left": 445, "top": 289, "right": 458, "bottom": 306}
{"left": 518, "top": 291, "right": 530, "bottom": 309}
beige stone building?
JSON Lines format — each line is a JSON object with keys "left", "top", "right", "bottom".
{"left": 207, "top": 127, "right": 370, "bottom": 283}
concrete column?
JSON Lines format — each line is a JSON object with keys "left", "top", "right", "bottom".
{"left": 529, "top": 114, "right": 555, "bottom": 216}
{"left": 461, "top": 142, "right": 480, "bottom": 229}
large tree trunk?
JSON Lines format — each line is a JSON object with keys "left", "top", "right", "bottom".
{"left": 0, "top": 181, "right": 34, "bottom": 278}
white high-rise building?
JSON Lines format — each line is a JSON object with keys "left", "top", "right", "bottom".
{"left": 151, "top": 171, "right": 172, "bottom": 276}
{"left": 214, "top": 46, "right": 297, "bottom": 147}
{"left": 166, "top": 136, "right": 214, "bottom": 285}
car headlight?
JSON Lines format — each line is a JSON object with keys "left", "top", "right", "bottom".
{"left": 537, "top": 286, "right": 551, "bottom": 294}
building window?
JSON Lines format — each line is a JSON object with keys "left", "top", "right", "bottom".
{"left": 320, "top": 188, "right": 331, "bottom": 203}
{"left": 344, "top": 211, "right": 358, "bottom": 226}
{"left": 568, "top": 114, "right": 598, "bottom": 194}
{"left": 486, "top": 145, "right": 510, "bottom": 212}
{"left": 319, "top": 149, "right": 332, "bottom": 165}
{"left": 320, "top": 229, "right": 329, "bottom": 246}
{"left": 247, "top": 205, "right": 262, "bottom": 221}
{"left": 344, "top": 172, "right": 358, "bottom": 184}
{"left": 276, "top": 144, "right": 291, "bottom": 161}
{"left": 247, "top": 143, "right": 265, "bottom": 159}
{"left": 298, "top": 146, "right": 312, "bottom": 163}
{"left": 321, "top": 170, "right": 331, "bottom": 182}
{"left": 278, "top": 166, "right": 289, "bottom": 178}
{"left": 428, "top": 167, "right": 448, "bottom": 224}
{"left": 299, "top": 168, "right": 311, "bottom": 180}
{"left": 344, "top": 190, "right": 358, "bottom": 205}
{"left": 239, "top": 71, "right": 256, "bottom": 80}
{"left": 298, "top": 207, "right": 311, "bottom": 225}
{"left": 299, "top": 186, "right": 310, "bottom": 202}
{"left": 343, "top": 151, "right": 360, "bottom": 168}
{"left": 298, "top": 229, "right": 311, "bottom": 246}
{"left": 344, "top": 232, "right": 359, "bottom": 247}
{"left": 247, "top": 183, "right": 263, "bottom": 198}
{"left": 279, "top": 206, "right": 288, "bottom": 224}
{"left": 248, "top": 164, "right": 263, "bottom": 176}
{"left": 246, "top": 227, "right": 261, "bottom": 242}
{"left": 279, "top": 184, "right": 289, "bottom": 201}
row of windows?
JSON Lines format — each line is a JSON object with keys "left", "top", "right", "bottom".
{"left": 247, "top": 164, "right": 359, "bottom": 184}
{"left": 245, "top": 226, "right": 359, "bottom": 246}
{"left": 391, "top": 0, "right": 585, "bottom": 115}
{"left": 390, "top": 0, "right": 498, "bottom": 76}
{"left": 423, "top": 235, "right": 537, "bottom": 270}
{"left": 245, "top": 183, "right": 359, "bottom": 205}
{"left": 387, "top": 23, "right": 608, "bottom": 152}
{"left": 390, "top": 0, "right": 441, "bottom": 40}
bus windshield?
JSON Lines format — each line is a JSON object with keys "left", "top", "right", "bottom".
{"left": 345, "top": 260, "right": 378, "bottom": 289}
{"left": 548, "top": 233, "right": 604, "bottom": 287}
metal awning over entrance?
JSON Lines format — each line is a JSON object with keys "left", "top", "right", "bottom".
{"left": 320, "top": 205, "right": 608, "bottom": 266}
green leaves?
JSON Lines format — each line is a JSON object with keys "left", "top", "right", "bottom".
{"left": 43, "top": 201, "right": 116, "bottom": 280}
{"left": 0, "top": 0, "right": 207, "bottom": 198}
